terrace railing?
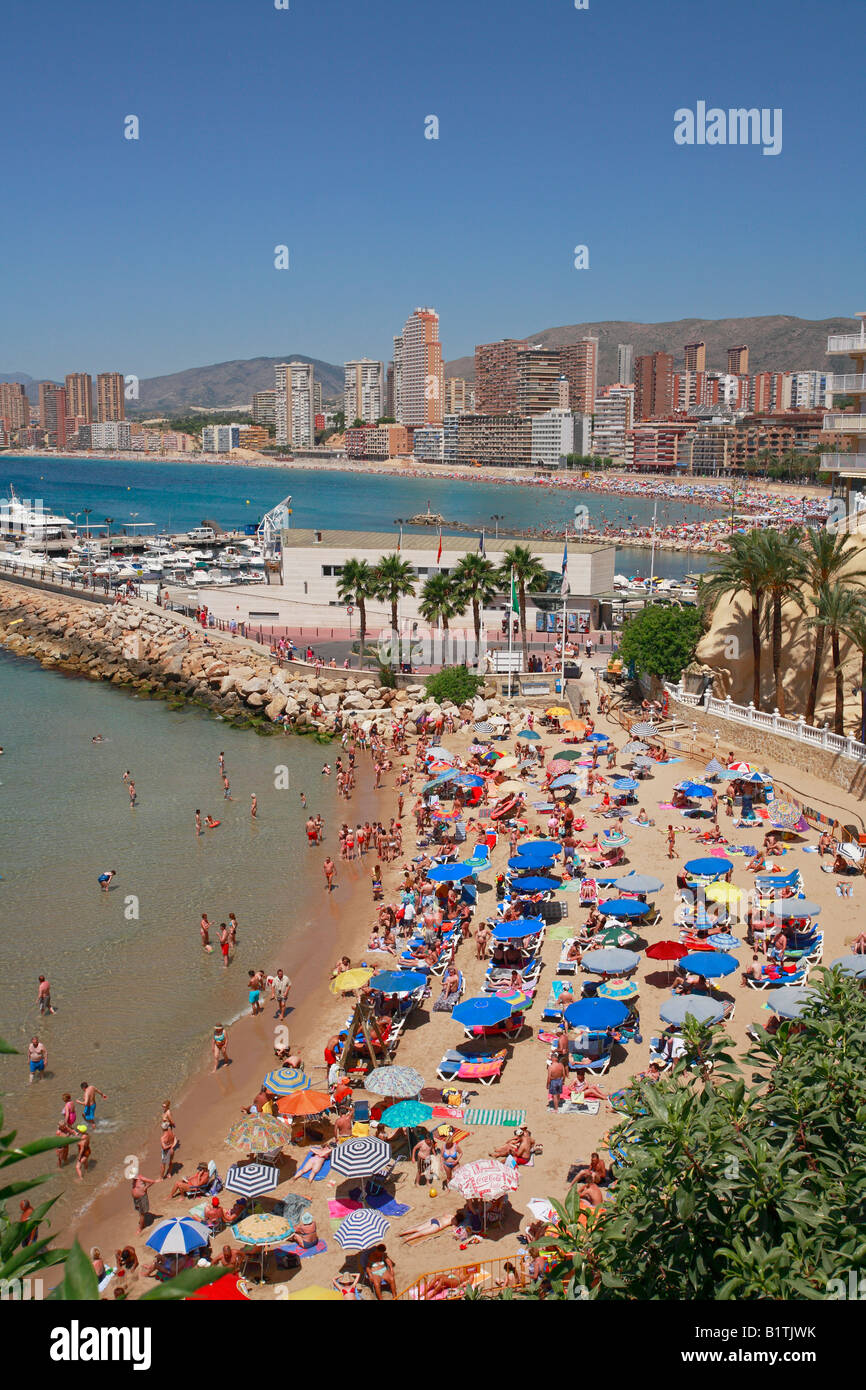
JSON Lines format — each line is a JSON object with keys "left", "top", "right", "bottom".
{"left": 664, "top": 681, "right": 866, "bottom": 763}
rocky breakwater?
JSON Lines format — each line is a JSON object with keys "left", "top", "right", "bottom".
{"left": 0, "top": 583, "right": 515, "bottom": 736}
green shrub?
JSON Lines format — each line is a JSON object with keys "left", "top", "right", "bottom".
{"left": 424, "top": 665, "right": 482, "bottom": 705}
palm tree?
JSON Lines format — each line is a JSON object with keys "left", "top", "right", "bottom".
{"left": 419, "top": 571, "right": 463, "bottom": 635}
{"left": 452, "top": 551, "right": 500, "bottom": 657}
{"left": 756, "top": 528, "right": 807, "bottom": 716}
{"left": 801, "top": 529, "right": 866, "bottom": 724}
{"left": 336, "top": 558, "right": 376, "bottom": 668}
{"left": 498, "top": 544, "right": 548, "bottom": 672}
{"left": 842, "top": 596, "right": 866, "bottom": 745}
{"left": 700, "top": 531, "right": 766, "bottom": 709}
{"left": 373, "top": 553, "right": 416, "bottom": 642}
{"left": 807, "top": 583, "right": 860, "bottom": 735}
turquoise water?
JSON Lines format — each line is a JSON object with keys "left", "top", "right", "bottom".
{"left": 0, "top": 647, "right": 339, "bottom": 1216}
{"left": 1, "top": 455, "right": 721, "bottom": 580}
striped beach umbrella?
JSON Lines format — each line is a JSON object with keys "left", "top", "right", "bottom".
{"left": 621, "top": 741, "right": 649, "bottom": 757}
{"left": 630, "top": 722, "right": 658, "bottom": 737}
{"left": 474, "top": 721, "right": 494, "bottom": 735}
{"left": 145, "top": 1217, "right": 210, "bottom": 1255}
{"left": 261, "top": 1066, "right": 311, "bottom": 1097}
{"left": 334, "top": 1208, "right": 391, "bottom": 1252}
{"left": 450, "top": 1159, "right": 519, "bottom": 1201}
{"left": 495, "top": 987, "right": 529, "bottom": 1011}
{"left": 706, "top": 932, "right": 741, "bottom": 951}
{"left": 225, "top": 1115, "right": 288, "bottom": 1153}
{"left": 365, "top": 1066, "right": 424, "bottom": 1099}
{"left": 225, "top": 1163, "right": 281, "bottom": 1198}
{"left": 597, "top": 977, "right": 639, "bottom": 1001}
{"left": 331, "top": 1137, "right": 392, "bottom": 1181}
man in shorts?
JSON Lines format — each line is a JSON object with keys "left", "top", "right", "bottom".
{"left": 248, "top": 970, "right": 263, "bottom": 1016}
{"left": 546, "top": 1053, "right": 566, "bottom": 1112}
{"left": 28, "top": 1037, "right": 46, "bottom": 1084}
{"left": 80, "top": 1080, "right": 107, "bottom": 1125}
{"left": 131, "top": 1174, "right": 157, "bottom": 1233}
{"left": 219, "top": 923, "right": 231, "bottom": 969}
{"left": 272, "top": 969, "right": 292, "bottom": 1019}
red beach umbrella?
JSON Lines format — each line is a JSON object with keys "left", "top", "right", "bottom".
{"left": 645, "top": 941, "right": 688, "bottom": 961}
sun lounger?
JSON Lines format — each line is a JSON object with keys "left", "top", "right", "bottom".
{"left": 435, "top": 1053, "right": 506, "bottom": 1086}
{"left": 558, "top": 938, "right": 579, "bottom": 974}
{"left": 542, "top": 979, "right": 573, "bottom": 1021}
{"left": 745, "top": 963, "right": 810, "bottom": 990}
{"left": 483, "top": 961, "right": 541, "bottom": 993}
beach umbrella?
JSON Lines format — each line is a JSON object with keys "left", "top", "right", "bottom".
{"left": 334, "top": 1208, "right": 391, "bottom": 1252}
{"left": 646, "top": 941, "right": 688, "bottom": 962}
{"left": 562, "top": 719, "right": 587, "bottom": 733}
{"left": 680, "top": 951, "right": 738, "bottom": 978}
{"left": 830, "top": 955, "right": 866, "bottom": 980}
{"left": 331, "top": 1137, "right": 392, "bottom": 1179}
{"left": 613, "top": 873, "right": 663, "bottom": 894}
{"left": 145, "top": 1217, "right": 210, "bottom": 1256}
{"left": 770, "top": 986, "right": 819, "bottom": 1020}
{"left": 546, "top": 759, "right": 571, "bottom": 779}
{"left": 276, "top": 1089, "right": 331, "bottom": 1117}
{"left": 232, "top": 1213, "right": 294, "bottom": 1249}
{"left": 187, "top": 1273, "right": 251, "bottom": 1302}
{"left": 726, "top": 761, "right": 755, "bottom": 775}
{"left": 521, "top": 839, "right": 563, "bottom": 855}
{"left": 365, "top": 1066, "right": 424, "bottom": 1099}
{"left": 550, "top": 749, "right": 585, "bottom": 762}
{"left": 425, "top": 746, "right": 455, "bottom": 762}
{"left": 706, "top": 932, "right": 741, "bottom": 951}
{"left": 611, "top": 778, "right": 639, "bottom": 792}
{"left": 582, "top": 947, "right": 639, "bottom": 975}
{"left": 630, "top": 722, "right": 658, "bottom": 737}
{"left": 422, "top": 770, "right": 457, "bottom": 793}
{"left": 453, "top": 996, "right": 511, "bottom": 1028}
{"left": 330, "top": 967, "right": 375, "bottom": 995}
{"left": 564, "top": 998, "right": 629, "bottom": 1028}
{"left": 225, "top": 1163, "right": 281, "bottom": 1198}
{"left": 369, "top": 969, "right": 427, "bottom": 994}
{"left": 517, "top": 729, "right": 540, "bottom": 739}
{"left": 598, "top": 898, "right": 648, "bottom": 919}
{"left": 545, "top": 706, "right": 571, "bottom": 719}
{"left": 491, "top": 917, "right": 544, "bottom": 941}
{"left": 621, "top": 741, "right": 649, "bottom": 757}
{"left": 451, "top": 1159, "right": 519, "bottom": 1201}
{"left": 704, "top": 759, "right": 727, "bottom": 778}
{"left": 261, "top": 1066, "right": 311, "bottom": 1096}
{"left": 684, "top": 857, "right": 733, "bottom": 878}
{"left": 431, "top": 808, "right": 464, "bottom": 822}
{"left": 586, "top": 732, "right": 609, "bottom": 743}
{"left": 704, "top": 882, "right": 744, "bottom": 906}
{"left": 452, "top": 772, "right": 485, "bottom": 788}
{"left": 495, "top": 987, "right": 529, "bottom": 1011}
{"left": 766, "top": 899, "right": 821, "bottom": 920}
{"left": 495, "top": 755, "right": 518, "bottom": 771}
{"left": 508, "top": 853, "right": 555, "bottom": 872}
{"left": 511, "top": 875, "right": 559, "bottom": 893}
{"left": 225, "top": 1115, "right": 289, "bottom": 1153}
{"left": 550, "top": 774, "right": 580, "bottom": 789}
{"left": 596, "top": 925, "right": 641, "bottom": 948}
{"left": 287, "top": 1285, "right": 343, "bottom": 1301}
{"left": 473, "top": 721, "right": 494, "bottom": 735}
{"left": 676, "top": 781, "right": 714, "bottom": 798}
{"left": 427, "top": 863, "right": 473, "bottom": 882}
{"left": 381, "top": 1100, "right": 434, "bottom": 1128}
{"left": 597, "top": 977, "right": 639, "bottom": 1001}
{"left": 839, "top": 842, "right": 865, "bottom": 865}
{"left": 659, "top": 996, "right": 725, "bottom": 1027}
{"left": 633, "top": 756, "right": 654, "bottom": 770}
{"left": 768, "top": 800, "right": 805, "bottom": 830}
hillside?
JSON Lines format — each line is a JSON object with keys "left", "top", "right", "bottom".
{"left": 444, "top": 315, "right": 858, "bottom": 386}
{"left": 132, "top": 355, "right": 344, "bottom": 415}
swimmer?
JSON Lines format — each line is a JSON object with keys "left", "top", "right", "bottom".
{"left": 91, "top": 735, "right": 104, "bottom": 743}
{"left": 128, "top": 781, "right": 137, "bottom": 808}
{"left": 321, "top": 764, "right": 331, "bottom": 776}
{"left": 228, "top": 913, "right": 238, "bottom": 947}
{"left": 299, "top": 791, "right": 307, "bottom": 807}
{"left": 200, "top": 913, "right": 212, "bottom": 948}
{"left": 205, "top": 815, "right": 220, "bottom": 829}
{"left": 80, "top": 1080, "right": 107, "bottom": 1125}
{"left": 250, "top": 793, "right": 257, "bottom": 819}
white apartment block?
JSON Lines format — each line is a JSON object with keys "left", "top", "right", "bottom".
{"left": 413, "top": 425, "right": 445, "bottom": 461}
{"left": 530, "top": 409, "right": 592, "bottom": 468}
{"left": 617, "top": 344, "right": 634, "bottom": 384}
{"left": 201, "top": 424, "right": 240, "bottom": 452}
{"left": 592, "top": 385, "right": 633, "bottom": 460}
{"left": 274, "top": 361, "right": 315, "bottom": 449}
{"left": 789, "top": 371, "right": 827, "bottom": 410}
{"left": 90, "top": 421, "right": 131, "bottom": 450}
{"left": 344, "top": 359, "right": 385, "bottom": 424}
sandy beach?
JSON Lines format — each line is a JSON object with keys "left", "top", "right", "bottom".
{"left": 49, "top": 664, "right": 864, "bottom": 1302}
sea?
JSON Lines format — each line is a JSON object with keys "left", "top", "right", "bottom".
{"left": 0, "top": 454, "right": 728, "bottom": 581}
{"left": 0, "top": 646, "right": 337, "bottom": 1222}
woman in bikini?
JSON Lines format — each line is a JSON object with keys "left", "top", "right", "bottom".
{"left": 212, "top": 1024, "right": 229, "bottom": 1073}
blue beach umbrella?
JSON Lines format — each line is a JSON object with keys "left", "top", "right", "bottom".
{"left": 581, "top": 947, "right": 639, "bottom": 975}
{"left": 550, "top": 774, "right": 580, "bottom": 789}
{"left": 422, "top": 771, "right": 457, "bottom": 793}
{"left": 684, "top": 857, "right": 733, "bottom": 878}
{"left": 512, "top": 876, "right": 559, "bottom": 893}
{"left": 586, "top": 732, "right": 609, "bottom": 743}
{"left": 146, "top": 1217, "right": 210, "bottom": 1255}
{"left": 452, "top": 772, "right": 485, "bottom": 788}
{"left": 428, "top": 863, "right": 474, "bottom": 882}
{"left": 680, "top": 951, "right": 738, "bottom": 978}
{"left": 659, "top": 996, "right": 725, "bottom": 1027}
{"left": 519, "top": 840, "right": 563, "bottom": 857}
{"left": 676, "top": 781, "right": 714, "bottom": 798}
{"left": 564, "top": 998, "right": 630, "bottom": 1028}
{"left": 598, "top": 898, "right": 648, "bottom": 919}
{"left": 518, "top": 729, "right": 540, "bottom": 739}
{"left": 492, "top": 917, "right": 545, "bottom": 941}
{"left": 334, "top": 1208, "right": 390, "bottom": 1252}
{"left": 611, "top": 778, "right": 639, "bottom": 792}
{"left": 508, "top": 854, "right": 555, "bottom": 872}
{"left": 369, "top": 970, "right": 427, "bottom": 994}
{"left": 452, "top": 996, "right": 511, "bottom": 1028}
{"left": 262, "top": 1066, "right": 311, "bottom": 1096}
{"left": 381, "top": 1100, "right": 434, "bottom": 1128}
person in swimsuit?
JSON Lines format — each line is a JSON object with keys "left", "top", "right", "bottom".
{"left": 441, "top": 1132, "right": 462, "bottom": 1185}
{"left": 361, "top": 1244, "right": 397, "bottom": 1300}
{"left": 247, "top": 971, "right": 263, "bottom": 1015}
{"left": 212, "top": 1024, "right": 229, "bottom": 1072}
{"left": 295, "top": 1141, "right": 334, "bottom": 1181}
{"left": 98, "top": 870, "right": 117, "bottom": 893}
{"left": 28, "top": 1037, "right": 46, "bottom": 1085}
{"left": 80, "top": 1080, "right": 107, "bottom": 1125}
{"left": 219, "top": 923, "right": 230, "bottom": 968}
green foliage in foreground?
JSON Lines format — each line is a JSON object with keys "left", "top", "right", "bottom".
{"left": 618, "top": 602, "right": 704, "bottom": 681}
{"left": 484, "top": 971, "right": 866, "bottom": 1300}
{"left": 424, "top": 665, "right": 483, "bottom": 705}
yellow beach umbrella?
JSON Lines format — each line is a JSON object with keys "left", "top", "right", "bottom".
{"left": 287, "top": 1285, "right": 343, "bottom": 1301}
{"left": 330, "top": 967, "right": 374, "bottom": 995}
{"left": 545, "top": 707, "right": 570, "bottom": 718}
{"left": 494, "top": 755, "right": 518, "bottom": 771}
{"left": 704, "top": 883, "right": 744, "bottom": 905}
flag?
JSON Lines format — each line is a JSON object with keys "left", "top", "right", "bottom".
{"left": 397, "top": 525, "right": 403, "bottom": 553}
{"left": 510, "top": 569, "right": 519, "bottom": 615}
{"left": 478, "top": 530, "right": 485, "bottom": 555}
{"left": 437, "top": 528, "right": 442, "bottom": 565}
{"left": 561, "top": 536, "right": 569, "bottom": 596}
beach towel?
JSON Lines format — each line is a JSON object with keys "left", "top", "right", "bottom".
{"left": 658, "top": 802, "right": 675, "bottom": 809}
{"left": 310, "top": 1158, "right": 331, "bottom": 1181}
{"left": 97, "top": 1268, "right": 115, "bottom": 1293}
{"left": 432, "top": 1104, "right": 465, "bottom": 1122}
{"left": 277, "top": 1239, "right": 327, "bottom": 1259}
{"left": 557, "top": 1099, "right": 601, "bottom": 1116}
{"left": 464, "top": 1108, "right": 527, "bottom": 1128}
{"left": 328, "top": 1198, "right": 361, "bottom": 1220}
{"left": 348, "top": 1187, "right": 410, "bottom": 1217}
{"left": 279, "top": 1193, "right": 314, "bottom": 1225}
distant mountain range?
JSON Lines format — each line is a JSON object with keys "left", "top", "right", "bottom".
{"left": 444, "top": 315, "right": 859, "bottom": 385}
{"left": 4, "top": 315, "right": 858, "bottom": 416}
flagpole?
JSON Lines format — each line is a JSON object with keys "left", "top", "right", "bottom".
{"left": 560, "top": 525, "right": 568, "bottom": 698}
{"left": 478, "top": 529, "right": 486, "bottom": 673}
{"left": 648, "top": 502, "right": 657, "bottom": 599}
{"left": 507, "top": 566, "right": 514, "bottom": 699}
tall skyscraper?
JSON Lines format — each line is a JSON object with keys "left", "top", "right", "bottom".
{"left": 683, "top": 341, "right": 706, "bottom": 373}
{"left": 65, "top": 373, "right": 93, "bottom": 422}
{"left": 445, "top": 377, "right": 469, "bottom": 414}
{"left": 394, "top": 308, "right": 443, "bottom": 427}
{"left": 385, "top": 363, "right": 395, "bottom": 419}
{"left": 251, "top": 390, "right": 276, "bottom": 426}
{"left": 274, "top": 362, "right": 315, "bottom": 449}
{"left": 0, "top": 381, "right": 29, "bottom": 431}
{"left": 592, "top": 385, "right": 634, "bottom": 460}
{"left": 517, "top": 347, "right": 561, "bottom": 415}
{"left": 617, "top": 344, "right": 634, "bottom": 385}
{"left": 474, "top": 338, "right": 527, "bottom": 413}
{"left": 634, "top": 352, "right": 674, "bottom": 420}
{"left": 39, "top": 383, "right": 67, "bottom": 448}
{"left": 344, "top": 359, "right": 385, "bottom": 424}
{"left": 559, "top": 338, "right": 598, "bottom": 414}
{"left": 391, "top": 339, "right": 403, "bottom": 421}
{"left": 727, "top": 345, "right": 749, "bottom": 375}
{"left": 96, "top": 372, "right": 125, "bottom": 422}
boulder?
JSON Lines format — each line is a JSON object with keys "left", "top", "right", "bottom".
{"left": 240, "top": 677, "right": 269, "bottom": 696}
{"left": 246, "top": 692, "right": 266, "bottom": 708}
{"left": 265, "top": 694, "right": 287, "bottom": 720}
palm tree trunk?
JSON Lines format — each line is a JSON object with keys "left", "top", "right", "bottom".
{"left": 831, "top": 628, "right": 843, "bottom": 735}
{"left": 751, "top": 597, "right": 761, "bottom": 709}
{"left": 519, "top": 585, "right": 528, "bottom": 671}
{"left": 358, "top": 598, "right": 366, "bottom": 670}
{"left": 472, "top": 599, "right": 481, "bottom": 657}
{"left": 861, "top": 650, "right": 866, "bottom": 745}
{"left": 772, "top": 594, "right": 784, "bottom": 714}
{"left": 805, "top": 623, "right": 826, "bottom": 725}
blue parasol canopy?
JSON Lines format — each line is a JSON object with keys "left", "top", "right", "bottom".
{"left": 511, "top": 876, "right": 559, "bottom": 893}
{"left": 611, "top": 778, "right": 639, "bottom": 791}
{"left": 508, "top": 854, "right": 555, "bottom": 872}
{"left": 452, "top": 996, "right": 511, "bottom": 1027}
{"left": 597, "top": 897, "right": 648, "bottom": 919}
{"left": 369, "top": 970, "right": 427, "bottom": 994}
{"left": 680, "top": 950, "right": 738, "bottom": 978}
{"left": 564, "top": 998, "right": 630, "bottom": 1028}
{"left": 428, "top": 863, "right": 474, "bottom": 882}
{"left": 676, "top": 781, "right": 714, "bottom": 798}
{"left": 492, "top": 916, "right": 545, "bottom": 941}
{"left": 684, "top": 857, "right": 733, "bottom": 878}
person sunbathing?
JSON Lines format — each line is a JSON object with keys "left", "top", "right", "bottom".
{"left": 575, "top": 1182, "right": 605, "bottom": 1209}
{"left": 490, "top": 1126, "right": 534, "bottom": 1164}
{"left": 572, "top": 1151, "right": 609, "bottom": 1186}
{"left": 852, "top": 932, "right": 866, "bottom": 955}
{"left": 169, "top": 1161, "right": 211, "bottom": 1199}
{"left": 399, "top": 1213, "right": 457, "bottom": 1244}
{"left": 566, "top": 940, "right": 583, "bottom": 963}
{"left": 420, "top": 1265, "right": 478, "bottom": 1299}
{"left": 295, "top": 1141, "right": 334, "bottom": 1181}
{"left": 441, "top": 964, "right": 461, "bottom": 999}
{"left": 566, "top": 1071, "right": 609, "bottom": 1104}
{"left": 292, "top": 1211, "right": 319, "bottom": 1249}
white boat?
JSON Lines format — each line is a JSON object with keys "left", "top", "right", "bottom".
{"left": 0, "top": 487, "right": 74, "bottom": 540}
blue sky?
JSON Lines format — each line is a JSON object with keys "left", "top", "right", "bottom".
{"left": 1, "top": 0, "right": 863, "bottom": 379}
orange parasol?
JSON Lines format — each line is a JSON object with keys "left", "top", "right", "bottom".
{"left": 276, "top": 1089, "right": 332, "bottom": 1117}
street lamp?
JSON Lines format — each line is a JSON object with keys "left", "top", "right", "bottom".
{"left": 83, "top": 507, "right": 92, "bottom": 542}
{"left": 491, "top": 513, "right": 505, "bottom": 540}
